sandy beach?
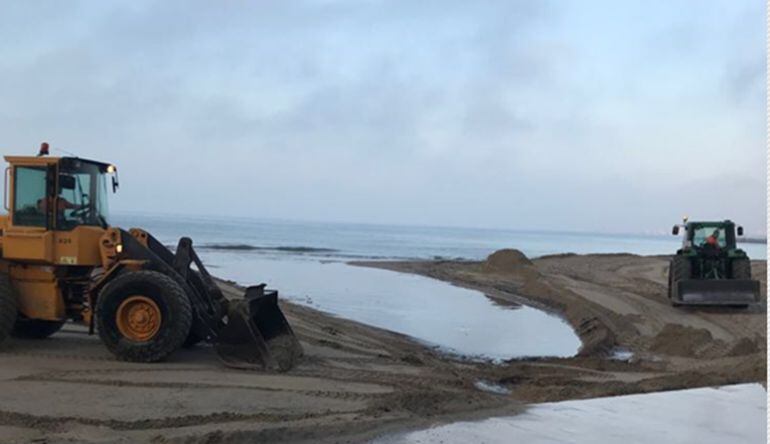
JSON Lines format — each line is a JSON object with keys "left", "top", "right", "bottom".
{"left": 0, "top": 250, "right": 764, "bottom": 443}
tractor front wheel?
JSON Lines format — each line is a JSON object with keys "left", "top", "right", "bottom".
{"left": 0, "top": 273, "right": 17, "bottom": 345}
{"left": 731, "top": 259, "right": 752, "bottom": 280}
{"left": 668, "top": 256, "right": 691, "bottom": 305}
{"left": 12, "top": 317, "right": 65, "bottom": 339}
{"left": 97, "top": 270, "right": 192, "bottom": 363}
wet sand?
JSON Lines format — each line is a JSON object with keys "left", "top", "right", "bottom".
{"left": 0, "top": 251, "right": 765, "bottom": 443}
{"left": 357, "top": 251, "right": 767, "bottom": 403}
{"left": 0, "top": 281, "right": 518, "bottom": 444}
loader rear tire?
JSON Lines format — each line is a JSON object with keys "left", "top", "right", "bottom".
{"left": 731, "top": 259, "right": 751, "bottom": 280}
{"left": 12, "top": 317, "right": 65, "bottom": 339}
{"left": 0, "top": 273, "right": 17, "bottom": 345}
{"left": 668, "top": 256, "right": 691, "bottom": 305}
{"left": 97, "top": 270, "right": 192, "bottom": 363}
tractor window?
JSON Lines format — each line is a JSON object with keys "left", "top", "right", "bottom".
{"left": 692, "top": 226, "right": 727, "bottom": 248}
{"left": 12, "top": 166, "right": 48, "bottom": 227}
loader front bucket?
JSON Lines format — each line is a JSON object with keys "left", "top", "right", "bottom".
{"left": 674, "top": 279, "right": 760, "bottom": 306}
{"left": 215, "top": 285, "right": 303, "bottom": 371}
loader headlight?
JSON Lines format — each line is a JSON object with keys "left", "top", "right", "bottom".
{"left": 107, "top": 165, "right": 116, "bottom": 173}
{"left": 116, "top": 244, "right": 123, "bottom": 253}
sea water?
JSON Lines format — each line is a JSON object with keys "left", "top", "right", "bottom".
{"left": 113, "top": 213, "right": 767, "bottom": 261}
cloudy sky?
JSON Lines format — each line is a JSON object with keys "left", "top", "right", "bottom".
{"left": 0, "top": 1, "right": 765, "bottom": 234}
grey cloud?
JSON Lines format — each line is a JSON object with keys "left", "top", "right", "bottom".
{"left": 0, "top": 1, "right": 764, "bottom": 233}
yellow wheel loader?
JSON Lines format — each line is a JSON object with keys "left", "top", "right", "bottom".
{"left": 0, "top": 144, "right": 302, "bottom": 370}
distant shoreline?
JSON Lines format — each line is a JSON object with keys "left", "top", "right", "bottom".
{"left": 740, "top": 238, "right": 767, "bottom": 245}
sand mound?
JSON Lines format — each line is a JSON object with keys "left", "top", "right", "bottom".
{"left": 483, "top": 249, "right": 533, "bottom": 273}
{"left": 649, "top": 324, "right": 713, "bottom": 357}
{"left": 728, "top": 337, "right": 760, "bottom": 356}
{"left": 576, "top": 316, "right": 616, "bottom": 356}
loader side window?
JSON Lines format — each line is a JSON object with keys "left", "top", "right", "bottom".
{"left": 12, "top": 166, "right": 48, "bottom": 227}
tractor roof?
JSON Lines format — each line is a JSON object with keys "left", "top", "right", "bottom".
{"left": 687, "top": 220, "right": 734, "bottom": 227}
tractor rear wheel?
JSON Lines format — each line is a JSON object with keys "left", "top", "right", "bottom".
{"left": 0, "top": 273, "right": 17, "bottom": 345}
{"left": 668, "top": 256, "right": 691, "bottom": 305}
{"left": 731, "top": 259, "right": 752, "bottom": 280}
{"left": 12, "top": 317, "right": 65, "bottom": 339}
{"left": 97, "top": 270, "right": 192, "bottom": 363}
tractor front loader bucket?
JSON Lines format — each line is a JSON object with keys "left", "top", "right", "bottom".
{"left": 674, "top": 279, "right": 760, "bottom": 306}
{"left": 216, "top": 285, "right": 303, "bottom": 371}
{"left": 122, "top": 229, "right": 302, "bottom": 371}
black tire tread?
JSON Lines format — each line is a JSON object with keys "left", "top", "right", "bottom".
{"left": 731, "top": 258, "right": 751, "bottom": 280}
{"left": 668, "top": 256, "right": 691, "bottom": 304}
{"left": 183, "top": 330, "right": 204, "bottom": 348}
{"left": 0, "top": 273, "right": 17, "bottom": 344}
{"left": 97, "top": 270, "right": 192, "bottom": 363}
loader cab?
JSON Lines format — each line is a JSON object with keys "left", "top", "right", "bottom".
{"left": 56, "top": 158, "right": 113, "bottom": 230}
{"left": 7, "top": 157, "right": 115, "bottom": 230}
{"left": 3, "top": 153, "right": 118, "bottom": 266}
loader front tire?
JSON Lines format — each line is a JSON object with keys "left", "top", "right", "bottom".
{"left": 731, "top": 259, "right": 751, "bottom": 280}
{"left": 97, "top": 270, "right": 192, "bottom": 363}
{"left": 12, "top": 317, "right": 65, "bottom": 339}
{"left": 0, "top": 273, "right": 17, "bottom": 345}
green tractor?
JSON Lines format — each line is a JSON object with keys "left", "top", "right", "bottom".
{"left": 668, "top": 219, "right": 760, "bottom": 307}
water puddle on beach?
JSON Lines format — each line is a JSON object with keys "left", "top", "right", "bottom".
{"left": 207, "top": 254, "right": 580, "bottom": 360}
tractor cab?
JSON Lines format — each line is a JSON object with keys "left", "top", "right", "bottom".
{"left": 672, "top": 220, "right": 743, "bottom": 253}
{"left": 668, "top": 218, "right": 758, "bottom": 306}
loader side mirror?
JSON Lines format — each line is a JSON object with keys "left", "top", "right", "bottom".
{"left": 737, "top": 226, "right": 743, "bottom": 236}
{"left": 111, "top": 175, "right": 119, "bottom": 193}
{"left": 672, "top": 225, "right": 679, "bottom": 235}
{"left": 59, "top": 174, "right": 76, "bottom": 190}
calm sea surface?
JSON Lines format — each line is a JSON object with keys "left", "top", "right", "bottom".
{"left": 114, "top": 213, "right": 767, "bottom": 261}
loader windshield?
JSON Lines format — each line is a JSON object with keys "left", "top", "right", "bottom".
{"left": 57, "top": 159, "right": 110, "bottom": 229}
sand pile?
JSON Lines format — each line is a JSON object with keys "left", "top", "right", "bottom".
{"left": 728, "top": 337, "right": 760, "bottom": 356}
{"left": 649, "top": 324, "right": 713, "bottom": 357}
{"left": 483, "top": 249, "right": 533, "bottom": 273}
